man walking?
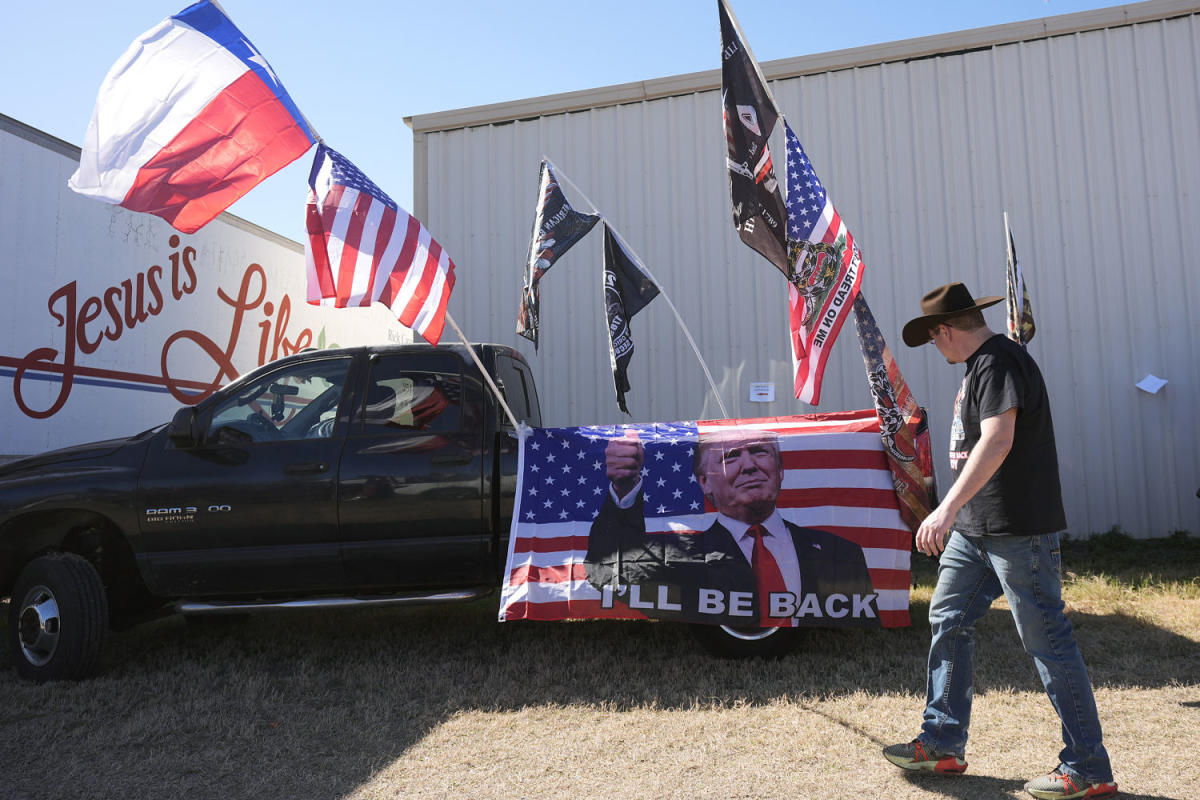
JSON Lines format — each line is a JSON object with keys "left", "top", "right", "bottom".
{"left": 882, "top": 283, "right": 1116, "bottom": 799}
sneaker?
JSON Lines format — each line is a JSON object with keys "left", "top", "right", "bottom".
{"left": 1025, "top": 767, "right": 1118, "bottom": 799}
{"left": 882, "top": 739, "right": 968, "bottom": 774}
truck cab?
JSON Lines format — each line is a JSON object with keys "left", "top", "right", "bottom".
{"left": 0, "top": 343, "right": 539, "bottom": 681}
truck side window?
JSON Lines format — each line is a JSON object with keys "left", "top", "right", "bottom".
{"left": 513, "top": 361, "right": 541, "bottom": 427}
{"left": 365, "top": 354, "right": 463, "bottom": 432}
{"left": 495, "top": 356, "right": 532, "bottom": 428}
{"left": 207, "top": 358, "right": 351, "bottom": 443}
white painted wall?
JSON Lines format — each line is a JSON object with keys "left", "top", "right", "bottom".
{"left": 0, "top": 116, "right": 410, "bottom": 458}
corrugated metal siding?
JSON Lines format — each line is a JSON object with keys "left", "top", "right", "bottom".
{"left": 415, "top": 7, "right": 1200, "bottom": 538}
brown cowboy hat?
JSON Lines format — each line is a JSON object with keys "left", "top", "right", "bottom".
{"left": 902, "top": 282, "right": 1003, "bottom": 347}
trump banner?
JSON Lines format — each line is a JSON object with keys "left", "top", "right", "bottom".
{"left": 499, "top": 410, "right": 917, "bottom": 629}
{"left": 69, "top": 0, "right": 315, "bottom": 233}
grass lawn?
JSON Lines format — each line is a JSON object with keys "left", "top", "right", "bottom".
{"left": 1, "top": 531, "right": 1197, "bottom": 800}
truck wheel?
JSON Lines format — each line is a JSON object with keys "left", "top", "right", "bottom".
{"left": 7, "top": 553, "right": 109, "bottom": 682}
{"left": 689, "top": 623, "right": 798, "bottom": 659}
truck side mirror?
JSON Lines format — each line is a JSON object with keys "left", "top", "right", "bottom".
{"left": 167, "top": 407, "right": 199, "bottom": 448}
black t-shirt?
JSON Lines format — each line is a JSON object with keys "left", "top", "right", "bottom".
{"left": 948, "top": 334, "right": 1066, "bottom": 535}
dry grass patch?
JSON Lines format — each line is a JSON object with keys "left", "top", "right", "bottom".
{"left": 1, "top": 534, "right": 1197, "bottom": 799}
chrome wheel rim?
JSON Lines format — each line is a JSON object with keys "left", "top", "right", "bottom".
{"left": 718, "top": 624, "right": 782, "bottom": 642}
{"left": 17, "top": 584, "right": 61, "bottom": 667}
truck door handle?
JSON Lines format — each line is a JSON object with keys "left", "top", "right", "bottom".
{"left": 431, "top": 452, "right": 472, "bottom": 466}
{"left": 284, "top": 461, "right": 329, "bottom": 475}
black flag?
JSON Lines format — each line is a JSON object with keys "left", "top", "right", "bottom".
{"left": 517, "top": 159, "right": 601, "bottom": 350}
{"left": 720, "top": 0, "right": 788, "bottom": 275}
{"left": 1004, "top": 214, "right": 1036, "bottom": 346}
{"left": 602, "top": 224, "right": 660, "bottom": 414}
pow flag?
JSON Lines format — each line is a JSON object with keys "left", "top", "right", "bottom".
{"left": 602, "top": 225, "right": 660, "bottom": 414}
{"left": 305, "top": 144, "right": 456, "bottom": 346}
{"left": 499, "top": 411, "right": 914, "bottom": 629}
{"left": 516, "top": 160, "right": 601, "bottom": 349}
{"left": 1005, "top": 215, "right": 1036, "bottom": 346}
{"left": 69, "top": 0, "right": 315, "bottom": 233}
{"left": 785, "top": 123, "right": 863, "bottom": 405}
{"left": 852, "top": 293, "right": 935, "bottom": 533}
{"left": 720, "top": 0, "right": 788, "bottom": 275}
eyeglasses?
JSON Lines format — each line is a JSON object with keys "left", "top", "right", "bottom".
{"left": 926, "top": 325, "right": 944, "bottom": 345}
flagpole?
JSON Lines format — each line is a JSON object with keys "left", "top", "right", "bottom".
{"left": 442, "top": 311, "right": 522, "bottom": 432}
{"left": 1004, "top": 211, "right": 1014, "bottom": 275}
{"left": 605, "top": 224, "right": 731, "bottom": 420}
{"left": 1004, "top": 210, "right": 1015, "bottom": 335}
{"left": 550, "top": 159, "right": 731, "bottom": 420}
{"left": 720, "top": 0, "right": 782, "bottom": 113}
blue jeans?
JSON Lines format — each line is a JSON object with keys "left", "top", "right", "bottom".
{"left": 920, "top": 531, "right": 1113, "bottom": 783}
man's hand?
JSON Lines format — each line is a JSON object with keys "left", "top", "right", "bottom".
{"left": 915, "top": 502, "right": 956, "bottom": 556}
{"left": 606, "top": 433, "right": 644, "bottom": 500}
{"left": 915, "top": 408, "right": 1017, "bottom": 557}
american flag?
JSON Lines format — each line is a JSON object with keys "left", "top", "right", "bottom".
{"left": 305, "top": 143, "right": 456, "bottom": 345}
{"left": 499, "top": 410, "right": 912, "bottom": 628}
{"left": 784, "top": 122, "right": 863, "bottom": 405}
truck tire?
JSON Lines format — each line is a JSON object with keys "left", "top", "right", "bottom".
{"left": 689, "top": 623, "right": 798, "bottom": 659}
{"left": 7, "top": 553, "right": 109, "bottom": 682}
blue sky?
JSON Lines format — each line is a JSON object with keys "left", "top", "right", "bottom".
{"left": 3, "top": 0, "right": 1132, "bottom": 241}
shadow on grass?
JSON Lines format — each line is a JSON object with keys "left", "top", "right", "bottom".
{"left": 908, "top": 531, "right": 1200, "bottom": 589}
{"left": 899, "top": 772, "right": 1025, "bottom": 799}
{"left": 2, "top": 530, "right": 1196, "bottom": 797}
{"left": 1, "top": 589, "right": 1196, "bottom": 799}
{"left": 898, "top": 772, "right": 1177, "bottom": 800}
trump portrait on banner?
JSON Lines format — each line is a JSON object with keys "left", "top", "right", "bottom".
{"left": 585, "top": 426, "right": 878, "bottom": 627}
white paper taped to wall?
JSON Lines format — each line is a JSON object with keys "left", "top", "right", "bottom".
{"left": 1135, "top": 374, "right": 1167, "bottom": 394}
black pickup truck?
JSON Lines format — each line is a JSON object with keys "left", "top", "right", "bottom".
{"left": 0, "top": 343, "right": 540, "bottom": 681}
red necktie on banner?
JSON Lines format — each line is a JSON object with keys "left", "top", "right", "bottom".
{"left": 748, "top": 524, "right": 789, "bottom": 627}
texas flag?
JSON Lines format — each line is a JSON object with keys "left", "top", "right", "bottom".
{"left": 69, "top": 0, "right": 316, "bottom": 233}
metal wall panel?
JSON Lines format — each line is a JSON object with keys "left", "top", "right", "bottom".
{"left": 414, "top": 6, "right": 1200, "bottom": 538}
